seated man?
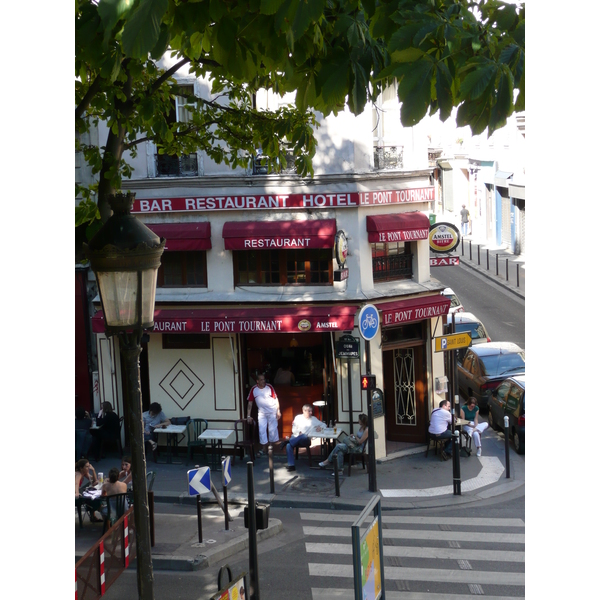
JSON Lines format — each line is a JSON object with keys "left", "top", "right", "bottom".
{"left": 428, "top": 399, "right": 453, "bottom": 460}
{"left": 280, "top": 404, "right": 326, "bottom": 471}
{"left": 142, "top": 402, "right": 171, "bottom": 450}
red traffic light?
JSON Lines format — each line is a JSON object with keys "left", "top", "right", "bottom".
{"left": 360, "top": 374, "right": 376, "bottom": 391}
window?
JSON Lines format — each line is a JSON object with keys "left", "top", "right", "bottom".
{"left": 156, "top": 84, "right": 199, "bottom": 177}
{"left": 234, "top": 249, "right": 332, "bottom": 286}
{"left": 372, "top": 242, "right": 413, "bottom": 282}
{"left": 158, "top": 251, "right": 207, "bottom": 287}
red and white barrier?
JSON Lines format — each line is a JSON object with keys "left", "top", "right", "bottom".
{"left": 99, "top": 540, "right": 105, "bottom": 595}
{"left": 124, "top": 515, "right": 129, "bottom": 568}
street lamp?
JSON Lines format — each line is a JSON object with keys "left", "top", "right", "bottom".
{"left": 84, "top": 192, "right": 165, "bottom": 600}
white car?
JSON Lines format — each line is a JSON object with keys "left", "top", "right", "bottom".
{"left": 442, "top": 288, "right": 464, "bottom": 314}
{"left": 446, "top": 312, "right": 491, "bottom": 345}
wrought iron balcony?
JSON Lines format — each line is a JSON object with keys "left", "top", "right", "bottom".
{"left": 428, "top": 147, "right": 443, "bottom": 167}
{"left": 372, "top": 253, "right": 413, "bottom": 282}
{"left": 373, "top": 145, "right": 404, "bottom": 170}
{"left": 252, "top": 148, "right": 297, "bottom": 175}
{"left": 156, "top": 153, "right": 198, "bottom": 177}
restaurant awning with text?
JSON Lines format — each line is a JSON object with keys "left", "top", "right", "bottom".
{"left": 92, "top": 305, "right": 358, "bottom": 334}
{"left": 222, "top": 219, "right": 336, "bottom": 250}
{"left": 378, "top": 295, "right": 451, "bottom": 327}
{"left": 366, "top": 212, "right": 430, "bottom": 243}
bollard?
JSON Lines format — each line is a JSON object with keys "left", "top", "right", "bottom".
{"left": 477, "top": 245, "right": 480, "bottom": 265}
{"left": 461, "top": 237, "right": 464, "bottom": 255}
{"left": 334, "top": 458, "right": 340, "bottom": 497}
{"left": 504, "top": 416, "right": 511, "bottom": 479}
{"left": 196, "top": 495, "right": 203, "bottom": 543}
{"left": 452, "top": 431, "right": 461, "bottom": 495}
{"left": 247, "top": 462, "right": 260, "bottom": 600}
{"left": 496, "top": 253, "right": 499, "bottom": 276}
{"left": 486, "top": 249, "right": 490, "bottom": 271}
{"left": 506, "top": 258, "right": 509, "bottom": 281}
{"left": 268, "top": 445, "right": 274, "bottom": 494}
{"left": 469, "top": 240, "right": 472, "bottom": 260}
{"left": 516, "top": 263, "right": 520, "bottom": 287}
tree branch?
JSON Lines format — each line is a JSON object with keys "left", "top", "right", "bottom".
{"left": 76, "top": 74, "right": 103, "bottom": 121}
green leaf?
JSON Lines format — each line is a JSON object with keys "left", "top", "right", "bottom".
{"left": 260, "top": 0, "right": 287, "bottom": 15}
{"left": 390, "top": 47, "right": 425, "bottom": 64}
{"left": 435, "top": 61, "right": 454, "bottom": 122}
{"left": 460, "top": 62, "right": 497, "bottom": 101}
{"left": 398, "top": 59, "right": 434, "bottom": 126}
{"left": 97, "top": 0, "right": 135, "bottom": 45}
{"left": 122, "top": 0, "right": 169, "bottom": 59}
{"left": 292, "top": 0, "right": 325, "bottom": 41}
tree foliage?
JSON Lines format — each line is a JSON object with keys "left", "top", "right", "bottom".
{"left": 75, "top": 0, "right": 524, "bottom": 229}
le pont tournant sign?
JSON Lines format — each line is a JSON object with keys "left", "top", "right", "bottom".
{"left": 131, "top": 187, "right": 435, "bottom": 213}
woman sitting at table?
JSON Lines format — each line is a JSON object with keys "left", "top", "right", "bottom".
{"left": 75, "top": 459, "right": 103, "bottom": 522}
{"left": 99, "top": 468, "right": 128, "bottom": 518}
{"left": 89, "top": 402, "right": 121, "bottom": 460}
{"left": 119, "top": 456, "right": 132, "bottom": 486}
{"left": 318, "top": 413, "right": 368, "bottom": 474}
{"left": 460, "top": 397, "right": 489, "bottom": 457}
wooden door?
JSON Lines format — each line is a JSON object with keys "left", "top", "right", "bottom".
{"left": 383, "top": 344, "right": 428, "bottom": 442}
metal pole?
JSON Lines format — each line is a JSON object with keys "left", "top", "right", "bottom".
{"left": 268, "top": 445, "right": 274, "bottom": 494}
{"left": 496, "top": 253, "right": 499, "bottom": 276}
{"left": 365, "top": 340, "right": 377, "bottom": 493}
{"left": 461, "top": 236, "right": 464, "bottom": 255}
{"left": 149, "top": 491, "right": 155, "bottom": 547}
{"left": 347, "top": 359, "right": 354, "bottom": 435}
{"left": 516, "top": 263, "right": 520, "bottom": 287}
{"left": 196, "top": 495, "right": 202, "bottom": 543}
{"left": 334, "top": 457, "right": 340, "bottom": 497}
{"left": 223, "top": 486, "right": 229, "bottom": 531}
{"left": 120, "top": 333, "right": 154, "bottom": 600}
{"left": 487, "top": 248, "right": 489, "bottom": 271}
{"left": 477, "top": 244, "right": 480, "bottom": 265}
{"left": 469, "top": 240, "right": 472, "bottom": 261}
{"left": 504, "top": 416, "right": 511, "bottom": 479}
{"left": 506, "top": 258, "right": 509, "bottom": 281}
{"left": 453, "top": 430, "right": 461, "bottom": 495}
{"left": 450, "top": 315, "right": 461, "bottom": 495}
{"left": 247, "top": 462, "right": 260, "bottom": 600}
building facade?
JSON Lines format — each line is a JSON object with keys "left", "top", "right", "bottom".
{"left": 84, "top": 68, "right": 453, "bottom": 458}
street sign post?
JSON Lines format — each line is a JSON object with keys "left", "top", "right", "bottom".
{"left": 188, "top": 466, "right": 211, "bottom": 543}
{"left": 434, "top": 332, "right": 472, "bottom": 352}
{"left": 222, "top": 456, "right": 232, "bottom": 531}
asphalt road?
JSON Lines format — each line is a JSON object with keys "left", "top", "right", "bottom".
{"left": 432, "top": 265, "right": 525, "bottom": 350}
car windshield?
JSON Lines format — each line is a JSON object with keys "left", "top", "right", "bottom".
{"left": 448, "top": 295, "right": 461, "bottom": 308}
{"left": 479, "top": 352, "right": 525, "bottom": 376}
{"left": 455, "top": 322, "right": 487, "bottom": 341}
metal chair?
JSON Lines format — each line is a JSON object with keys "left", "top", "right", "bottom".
{"left": 103, "top": 493, "right": 129, "bottom": 533}
{"left": 293, "top": 438, "right": 313, "bottom": 467}
{"left": 146, "top": 470, "right": 156, "bottom": 492}
{"left": 425, "top": 424, "right": 449, "bottom": 461}
{"left": 232, "top": 419, "right": 255, "bottom": 465}
{"left": 186, "top": 418, "right": 209, "bottom": 465}
{"left": 99, "top": 416, "right": 124, "bottom": 459}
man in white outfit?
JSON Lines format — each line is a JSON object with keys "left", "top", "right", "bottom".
{"left": 246, "top": 374, "right": 281, "bottom": 456}
{"left": 280, "top": 404, "right": 326, "bottom": 471}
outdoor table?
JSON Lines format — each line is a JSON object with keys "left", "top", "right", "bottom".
{"left": 153, "top": 424, "right": 187, "bottom": 464}
{"left": 454, "top": 418, "right": 472, "bottom": 455}
{"left": 199, "top": 429, "right": 234, "bottom": 471}
{"left": 310, "top": 427, "right": 343, "bottom": 457}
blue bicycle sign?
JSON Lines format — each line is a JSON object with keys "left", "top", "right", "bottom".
{"left": 358, "top": 304, "right": 380, "bottom": 341}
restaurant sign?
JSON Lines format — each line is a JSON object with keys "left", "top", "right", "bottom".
{"left": 429, "top": 222, "right": 460, "bottom": 253}
{"left": 430, "top": 256, "right": 460, "bottom": 266}
{"left": 131, "top": 187, "right": 435, "bottom": 214}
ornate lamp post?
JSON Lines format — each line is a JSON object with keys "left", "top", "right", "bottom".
{"left": 84, "top": 192, "right": 165, "bottom": 600}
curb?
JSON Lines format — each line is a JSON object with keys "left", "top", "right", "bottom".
{"left": 460, "top": 256, "right": 525, "bottom": 300}
{"left": 75, "top": 519, "right": 284, "bottom": 572}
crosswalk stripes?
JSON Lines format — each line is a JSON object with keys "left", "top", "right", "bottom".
{"left": 300, "top": 512, "right": 525, "bottom": 600}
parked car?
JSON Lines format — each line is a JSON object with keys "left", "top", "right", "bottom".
{"left": 442, "top": 287, "right": 464, "bottom": 314}
{"left": 488, "top": 375, "right": 525, "bottom": 454}
{"left": 446, "top": 312, "right": 491, "bottom": 345}
{"left": 457, "top": 342, "right": 525, "bottom": 411}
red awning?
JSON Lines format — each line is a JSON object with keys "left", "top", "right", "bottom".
{"left": 366, "top": 212, "right": 430, "bottom": 243}
{"left": 92, "top": 305, "right": 357, "bottom": 334}
{"left": 222, "top": 219, "right": 336, "bottom": 250}
{"left": 378, "top": 295, "right": 451, "bottom": 327}
{"left": 145, "top": 222, "right": 211, "bottom": 251}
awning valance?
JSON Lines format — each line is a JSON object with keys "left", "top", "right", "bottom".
{"left": 378, "top": 295, "right": 451, "bottom": 327}
{"left": 145, "top": 222, "right": 211, "bottom": 251}
{"left": 92, "top": 305, "right": 357, "bottom": 334}
{"left": 366, "top": 212, "right": 430, "bottom": 243}
{"left": 222, "top": 219, "right": 336, "bottom": 250}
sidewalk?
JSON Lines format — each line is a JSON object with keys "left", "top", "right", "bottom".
{"left": 456, "top": 233, "right": 525, "bottom": 300}
{"left": 76, "top": 431, "right": 525, "bottom": 571}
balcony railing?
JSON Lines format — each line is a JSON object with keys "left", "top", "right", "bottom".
{"left": 428, "top": 148, "right": 443, "bottom": 167}
{"left": 156, "top": 153, "right": 198, "bottom": 177}
{"left": 252, "top": 149, "right": 297, "bottom": 175}
{"left": 373, "top": 145, "right": 404, "bottom": 170}
{"left": 372, "top": 253, "right": 413, "bottom": 282}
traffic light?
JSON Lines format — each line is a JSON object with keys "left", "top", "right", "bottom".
{"left": 360, "top": 374, "right": 376, "bottom": 391}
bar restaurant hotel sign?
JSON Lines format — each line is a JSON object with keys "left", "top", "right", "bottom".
{"left": 131, "top": 186, "right": 435, "bottom": 213}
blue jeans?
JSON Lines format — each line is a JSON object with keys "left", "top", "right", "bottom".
{"left": 286, "top": 434, "right": 311, "bottom": 466}
{"left": 461, "top": 221, "right": 469, "bottom": 236}
{"left": 430, "top": 430, "right": 453, "bottom": 453}
{"left": 327, "top": 443, "right": 351, "bottom": 469}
